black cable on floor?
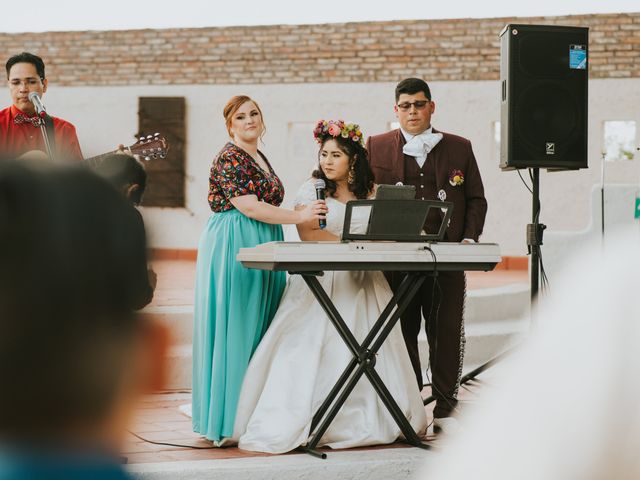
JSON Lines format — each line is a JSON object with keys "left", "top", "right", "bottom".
{"left": 128, "top": 430, "right": 216, "bottom": 450}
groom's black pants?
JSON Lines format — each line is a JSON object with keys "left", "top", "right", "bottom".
{"left": 386, "top": 270, "right": 466, "bottom": 419}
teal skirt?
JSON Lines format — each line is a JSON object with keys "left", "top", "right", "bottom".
{"left": 191, "top": 209, "right": 285, "bottom": 441}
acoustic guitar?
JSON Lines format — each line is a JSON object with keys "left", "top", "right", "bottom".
{"left": 18, "top": 133, "right": 169, "bottom": 164}
{"left": 84, "top": 133, "right": 169, "bottom": 166}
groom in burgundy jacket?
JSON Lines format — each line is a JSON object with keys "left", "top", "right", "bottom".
{"left": 366, "top": 78, "right": 487, "bottom": 432}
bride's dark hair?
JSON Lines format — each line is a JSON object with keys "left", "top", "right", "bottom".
{"left": 311, "top": 135, "right": 375, "bottom": 199}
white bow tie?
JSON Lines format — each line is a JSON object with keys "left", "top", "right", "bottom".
{"left": 402, "top": 131, "right": 443, "bottom": 158}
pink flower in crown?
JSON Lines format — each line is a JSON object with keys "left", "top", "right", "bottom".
{"left": 312, "top": 119, "right": 366, "bottom": 147}
{"left": 327, "top": 122, "right": 342, "bottom": 137}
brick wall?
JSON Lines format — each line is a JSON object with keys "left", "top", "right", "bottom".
{"left": 2, "top": 12, "right": 638, "bottom": 85}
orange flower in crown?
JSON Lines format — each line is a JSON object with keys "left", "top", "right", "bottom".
{"left": 313, "top": 119, "right": 364, "bottom": 147}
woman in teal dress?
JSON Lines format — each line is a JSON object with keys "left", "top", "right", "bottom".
{"left": 192, "top": 95, "right": 326, "bottom": 444}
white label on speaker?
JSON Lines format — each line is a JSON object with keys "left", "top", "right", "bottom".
{"left": 570, "top": 45, "right": 587, "bottom": 70}
{"left": 546, "top": 142, "right": 555, "bottom": 155}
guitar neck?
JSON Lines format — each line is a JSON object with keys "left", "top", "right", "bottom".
{"left": 84, "top": 149, "right": 125, "bottom": 167}
{"left": 82, "top": 135, "right": 167, "bottom": 166}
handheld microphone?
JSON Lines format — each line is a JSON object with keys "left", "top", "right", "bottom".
{"left": 28, "top": 92, "right": 46, "bottom": 117}
{"left": 313, "top": 179, "right": 326, "bottom": 229}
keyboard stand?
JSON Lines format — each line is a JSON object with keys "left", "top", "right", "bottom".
{"left": 292, "top": 270, "right": 432, "bottom": 459}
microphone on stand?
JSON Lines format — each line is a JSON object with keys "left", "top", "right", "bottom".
{"left": 28, "top": 92, "right": 46, "bottom": 117}
{"left": 314, "top": 178, "right": 327, "bottom": 229}
{"left": 27, "top": 92, "right": 56, "bottom": 162}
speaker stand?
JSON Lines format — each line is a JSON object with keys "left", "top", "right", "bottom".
{"left": 423, "top": 168, "right": 544, "bottom": 406}
{"left": 600, "top": 151, "right": 606, "bottom": 239}
{"left": 528, "top": 168, "right": 545, "bottom": 304}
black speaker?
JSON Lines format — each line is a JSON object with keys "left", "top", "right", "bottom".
{"left": 499, "top": 24, "right": 589, "bottom": 170}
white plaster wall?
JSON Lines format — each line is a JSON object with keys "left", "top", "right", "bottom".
{"left": 3, "top": 78, "right": 638, "bottom": 254}
{"left": 543, "top": 184, "right": 640, "bottom": 284}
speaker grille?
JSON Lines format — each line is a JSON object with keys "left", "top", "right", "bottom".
{"left": 515, "top": 82, "right": 580, "bottom": 156}
{"left": 519, "top": 33, "right": 575, "bottom": 78}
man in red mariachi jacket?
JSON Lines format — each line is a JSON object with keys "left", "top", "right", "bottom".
{"left": 0, "top": 52, "right": 83, "bottom": 161}
{"left": 367, "top": 78, "right": 487, "bottom": 433}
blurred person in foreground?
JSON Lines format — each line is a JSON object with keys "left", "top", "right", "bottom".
{"left": 92, "top": 153, "right": 147, "bottom": 206}
{"left": 421, "top": 226, "right": 640, "bottom": 480}
{"left": 0, "top": 161, "right": 168, "bottom": 479}
{"left": 92, "top": 153, "right": 156, "bottom": 308}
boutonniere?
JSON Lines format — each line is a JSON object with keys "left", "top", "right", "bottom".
{"left": 449, "top": 169, "right": 464, "bottom": 187}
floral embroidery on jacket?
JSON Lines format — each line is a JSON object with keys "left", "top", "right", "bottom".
{"left": 448, "top": 169, "right": 464, "bottom": 187}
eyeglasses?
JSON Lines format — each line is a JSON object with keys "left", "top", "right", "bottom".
{"left": 396, "top": 100, "right": 430, "bottom": 112}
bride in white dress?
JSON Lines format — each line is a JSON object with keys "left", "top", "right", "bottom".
{"left": 232, "top": 120, "right": 427, "bottom": 453}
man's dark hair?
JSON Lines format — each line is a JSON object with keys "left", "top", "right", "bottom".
{"left": 0, "top": 161, "right": 148, "bottom": 437}
{"left": 395, "top": 77, "right": 431, "bottom": 102}
{"left": 6, "top": 52, "right": 46, "bottom": 80}
{"left": 93, "top": 154, "right": 147, "bottom": 206}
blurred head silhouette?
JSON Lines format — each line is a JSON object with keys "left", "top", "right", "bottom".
{"left": 0, "top": 160, "right": 167, "bottom": 451}
{"left": 421, "top": 227, "right": 640, "bottom": 480}
{"left": 92, "top": 153, "right": 147, "bottom": 206}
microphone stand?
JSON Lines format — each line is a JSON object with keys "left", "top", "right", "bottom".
{"left": 29, "top": 92, "right": 57, "bottom": 163}
{"left": 37, "top": 114, "right": 57, "bottom": 163}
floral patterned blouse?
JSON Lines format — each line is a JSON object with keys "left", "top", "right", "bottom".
{"left": 208, "top": 142, "right": 285, "bottom": 212}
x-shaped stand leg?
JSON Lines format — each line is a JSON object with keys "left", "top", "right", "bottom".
{"left": 294, "top": 271, "right": 431, "bottom": 458}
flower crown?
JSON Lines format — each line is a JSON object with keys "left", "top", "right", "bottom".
{"left": 313, "top": 120, "right": 364, "bottom": 147}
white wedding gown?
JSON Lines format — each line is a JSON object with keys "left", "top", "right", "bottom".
{"left": 232, "top": 181, "right": 427, "bottom": 453}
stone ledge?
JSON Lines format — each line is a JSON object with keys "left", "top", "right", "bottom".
{"left": 127, "top": 448, "right": 433, "bottom": 480}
